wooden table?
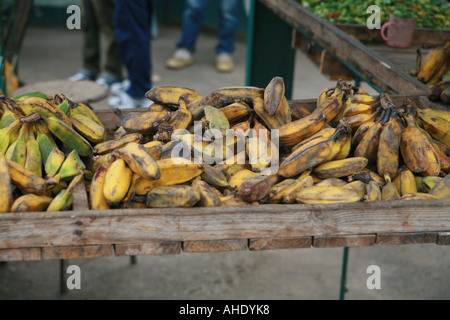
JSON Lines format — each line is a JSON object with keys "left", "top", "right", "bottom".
{"left": 245, "top": 0, "right": 449, "bottom": 98}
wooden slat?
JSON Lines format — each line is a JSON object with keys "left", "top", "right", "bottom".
{"left": 436, "top": 232, "right": 450, "bottom": 245}
{"left": 183, "top": 239, "right": 248, "bottom": 253}
{"left": 42, "top": 245, "right": 113, "bottom": 260}
{"left": 249, "top": 237, "right": 312, "bottom": 250}
{"left": 0, "top": 248, "right": 41, "bottom": 262}
{"left": 114, "top": 241, "right": 181, "bottom": 256}
{"left": 376, "top": 232, "right": 438, "bottom": 245}
{"left": 258, "top": 0, "right": 428, "bottom": 94}
{"left": 1, "top": 199, "right": 449, "bottom": 250}
{"left": 313, "top": 234, "right": 376, "bottom": 248}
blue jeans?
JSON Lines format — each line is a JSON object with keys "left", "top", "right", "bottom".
{"left": 176, "top": 0, "right": 241, "bottom": 54}
{"left": 115, "top": 0, "right": 153, "bottom": 98}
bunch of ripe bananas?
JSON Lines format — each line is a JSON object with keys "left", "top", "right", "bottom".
{"left": 1, "top": 75, "right": 449, "bottom": 212}
{"left": 411, "top": 40, "right": 450, "bottom": 86}
{"left": 0, "top": 92, "right": 105, "bottom": 213}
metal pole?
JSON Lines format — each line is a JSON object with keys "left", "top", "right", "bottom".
{"left": 60, "top": 259, "right": 68, "bottom": 294}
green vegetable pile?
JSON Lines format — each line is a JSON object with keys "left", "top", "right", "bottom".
{"left": 299, "top": 0, "right": 450, "bottom": 29}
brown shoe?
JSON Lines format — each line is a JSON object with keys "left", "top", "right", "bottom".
{"left": 216, "top": 53, "right": 234, "bottom": 73}
{"left": 166, "top": 48, "right": 194, "bottom": 70}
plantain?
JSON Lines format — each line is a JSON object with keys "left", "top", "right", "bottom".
{"left": 228, "top": 168, "right": 260, "bottom": 190}
{"left": 93, "top": 132, "right": 143, "bottom": 155}
{"left": 315, "top": 178, "right": 347, "bottom": 187}
{"left": 399, "top": 101, "right": 429, "bottom": 173}
{"left": 0, "top": 152, "right": 13, "bottom": 213}
{"left": 264, "top": 76, "right": 285, "bottom": 115}
{"left": 313, "top": 81, "right": 348, "bottom": 124}
{"left": 134, "top": 158, "right": 203, "bottom": 195}
{"left": 0, "top": 119, "right": 22, "bottom": 154}
{"left": 218, "top": 101, "right": 252, "bottom": 124}
{"left": 364, "top": 180, "right": 382, "bottom": 202}
{"left": 343, "top": 180, "right": 367, "bottom": 199}
{"left": 237, "top": 175, "right": 272, "bottom": 202}
{"left": 294, "top": 185, "right": 362, "bottom": 204}
{"left": 247, "top": 119, "right": 278, "bottom": 174}
{"left": 377, "top": 105, "right": 402, "bottom": 181}
{"left": 281, "top": 174, "right": 314, "bottom": 204}
{"left": 11, "top": 194, "right": 53, "bottom": 212}
{"left": 47, "top": 174, "right": 83, "bottom": 211}
{"left": 70, "top": 113, "right": 107, "bottom": 144}
{"left": 313, "top": 157, "right": 368, "bottom": 179}
{"left": 268, "top": 179, "right": 297, "bottom": 203}
{"left": 5, "top": 123, "right": 29, "bottom": 166}
{"left": 119, "top": 142, "right": 160, "bottom": 180}
{"left": 17, "top": 97, "right": 72, "bottom": 127}
{"left": 42, "top": 116, "right": 93, "bottom": 157}
{"left": 146, "top": 86, "right": 201, "bottom": 106}
{"left": 428, "top": 174, "right": 450, "bottom": 199}
{"left": 44, "top": 147, "right": 65, "bottom": 177}
{"left": 146, "top": 185, "right": 201, "bottom": 208}
{"left": 103, "top": 158, "right": 133, "bottom": 205}
{"left": 8, "top": 159, "right": 55, "bottom": 195}
{"left": 143, "top": 140, "right": 163, "bottom": 160}
{"left": 422, "top": 176, "right": 442, "bottom": 193}
{"left": 69, "top": 102, "right": 104, "bottom": 129}
{"left": 417, "top": 108, "right": 450, "bottom": 148}
{"left": 0, "top": 100, "right": 22, "bottom": 129}
{"left": 191, "top": 179, "right": 221, "bottom": 207}
{"left": 381, "top": 175, "right": 401, "bottom": 201}
{"left": 398, "top": 166, "right": 417, "bottom": 196}
{"left": 252, "top": 96, "right": 285, "bottom": 130}
{"left": 417, "top": 42, "right": 450, "bottom": 83}
{"left": 278, "top": 120, "right": 351, "bottom": 178}
{"left": 278, "top": 112, "right": 327, "bottom": 147}
{"left": 428, "top": 81, "right": 450, "bottom": 101}
{"left": 401, "top": 193, "right": 440, "bottom": 200}
{"left": 54, "top": 150, "right": 86, "bottom": 182}
{"left": 35, "top": 121, "right": 57, "bottom": 164}
{"left": 114, "top": 107, "right": 170, "bottom": 135}
{"left": 201, "top": 163, "right": 229, "bottom": 188}
{"left": 24, "top": 128, "right": 43, "bottom": 177}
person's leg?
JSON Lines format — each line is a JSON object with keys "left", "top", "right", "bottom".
{"left": 214, "top": 0, "right": 240, "bottom": 72}
{"left": 92, "top": 0, "right": 123, "bottom": 84}
{"left": 114, "top": 0, "right": 153, "bottom": 107}
{"left": 176, "top": 0, "right": 210, "bottom": 52}
{"left": 81, "top": 0, "right": 100, "bottom": 78}
{"left": 216, "top": 0, "right": 240, "bottom": 54}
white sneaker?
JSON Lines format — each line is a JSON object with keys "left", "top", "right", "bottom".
{"left": 108, "top": 91, "right": 153, "bottom": 109}
{"left": 68, "top": 70, "right": 94, "bottom": 81}
{"left": 166, "top": 48, "right": 194, "bottom": 69}
{"left": 110, "top": 79, "right": 131, "bottom": 95}
{"left": 216, "top": 53, "right": 234, "bottom": 73}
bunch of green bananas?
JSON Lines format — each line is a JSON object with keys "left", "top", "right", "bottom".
{"left": 0, "top": 92, "right": 107, "bottom": 212}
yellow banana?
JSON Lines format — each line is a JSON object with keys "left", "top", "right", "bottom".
{"left": 146, "top": 185, "right": 201, "bottom": 208}
{"left": 282, "top": 174, "right": 314, "bottom": 204}
{"left": 313, "top": 81, "right": 349, "bottom": 123}
{"left": 0, "top": 152, "right": 13, "bottom": 213}
{"left": 343, "top": 180, "right": 367, "bottom": 199}
{"left": 315, "top": 178, "right": 347, "bottom": 187}
{"left": 24, "top": 129, "right": 42, "bottom": 177}
{"left": 417, "top": 108, "right": 450, "bottom": 148}
{"left": 143, "top": 140, "right": 163, "bottom": 160}
{"left": 218, "top": 102, "right": 251, "bottom": 124}
{"left": 69, "top": 102, "right": 105, "bottom": 129}
{"left": 5, "top": 123, "right": 28, "bottom": 166}
{"left": 17, "top": 97, "right": 72, "bottom": 127}
{"left": 201, "top": 163, "right": 229, "bottom": 188}
{"left": 417, "top": 43, "right": 450, "bottom": 83}
{"left": 103, "top": 158, "right": 133, "bottom": 205}
{"left": 8, "top": 159, "right": 53, "bottom": 195}
{"left": 11, "top": 194, "right": 53, "bottom": 212}
{"left": 228, "top": 168, "right": 260, "bottom": 190}
{"left": 422, "top": 176, "right": 442, "bottom": 193}
{"left": 114, "top": 107, "right": 170, "bottom": 135}
{"left": 246, "top": 119, "right": 277, "bottom": 173}
{"left": 381, "top": 175, "right": 401, "bottom": 201}
{"left": 401, "top": 193, "right": 440, "bottom": 200}
{"left": 342, "top": 101, "right": 379, "bottom": 118}
{"left": 268, "top": 178, "right": 297, "bottom": 203}
{"left": 351, "top": 94, "right": 380, "bottom": 105}
{"left": 253, "top": 96, "right": 285, "bottom": 130}
{"left": 398, "top": 166, "right": 417, "bottom": 196}
{"left": 377, "top": 108, "right": 402, "bottom": 181}
{"left": 0, "top": 119, "right": 22, "bottom": 154}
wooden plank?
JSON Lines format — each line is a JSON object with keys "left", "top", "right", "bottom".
{"left": 114, "top": 241, "right": 182, "bottom": 256}
{"left": 376, "top": 232, "right": 438, "bottom": 245}
{"left": 72, "top": 178, "right": 89, "bottom": 212}
{"left": 258, "top": 0, "right": 428, "bottom": 94}
{"left": 335, "top": 24, "right": 450, "bottom": 47}
{"left": 249, "top": 237, "right": 311, "bottom": 250}
{"left": 183, "top": 239, "right": 248, "bottom": 253}
{"left": 42, "top": 245, "right": 113, "bottom": 260}
{"left": 0, "top": 199, "right": 449, "bottom": 250}
{"left": 437, "top": 232, "right": 450, "bottom": 246}
{"left": 313, "top": 234, "right": 376, "bottom": 248}
{"left": 0, "top": 248, "right": 41, "bottom": 262}
{"left": 319, "top": 50, "right": 354, "bottom": 81}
